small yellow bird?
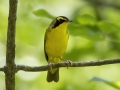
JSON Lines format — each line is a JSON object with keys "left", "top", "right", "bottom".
{"left": 44, "top": 16, "right": 72, "bottom": 82}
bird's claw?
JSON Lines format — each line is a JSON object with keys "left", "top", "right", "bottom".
{"left": 48, "top": 63, "right": 54, "bottom": 71}
{"left": 64, "top": 60, "right": 72, "bottom": 69}
{"left": 60, "top": 57, "right": 72, "bottom": 69}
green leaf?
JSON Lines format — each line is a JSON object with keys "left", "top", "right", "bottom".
{"left": 77, "top": 14, "right": 97, "bottom": 26}
{"left": 91, "top": 77, "right": 120, "bottom": 89}
{"left": 68, "top": 23, "right": 104, "bottom": 41}
{"left": 33, "top": 9, "right": 55, "bottom": 19}
{"left": 68, "top": 14, "right": 104, "bottom": 41}
{"left": 97, "top": 21, "right": 120, "bottom": 43}
{"left": 97, "top": 21, "right": 120, "bottom": 33}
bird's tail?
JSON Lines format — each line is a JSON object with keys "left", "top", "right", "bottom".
{"left": 47, "top": 68, "right": 59, "bottom": 82}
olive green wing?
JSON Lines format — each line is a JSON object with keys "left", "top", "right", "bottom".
{"left": 44, "top": 31, "right": 48, "bottom": 61}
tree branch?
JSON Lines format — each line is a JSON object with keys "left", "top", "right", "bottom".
{"left": 5, "top": 0, "right": 18, "bottom": 90}
{"left": 0, "top": 67, "right": 4, "bottom": 71}
{"left": 16, "top": 58, "right": 120, "bottom": 72}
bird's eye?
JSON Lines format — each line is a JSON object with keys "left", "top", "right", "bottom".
{"left": 52, "top": 19, "right": 66, "bottom": 28}
{"left": 58, "top": 19, "right": 66, "bottom": 23}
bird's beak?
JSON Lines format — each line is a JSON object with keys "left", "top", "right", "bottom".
{"left": 68, "top": 20, "right": 73, "bottom": 22}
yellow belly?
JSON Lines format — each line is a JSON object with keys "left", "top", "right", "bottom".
{"left": 45, "top": 27, "right": 68, "bottom": 63}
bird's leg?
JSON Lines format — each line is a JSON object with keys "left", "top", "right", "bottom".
{"left": 60, "top": 57, "right": 72, "bottom": 69}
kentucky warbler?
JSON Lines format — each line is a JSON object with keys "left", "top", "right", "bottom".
{"left": 44, "top": 16, "right": 72, "bottom": 82}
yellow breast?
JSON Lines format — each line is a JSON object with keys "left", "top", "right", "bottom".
{"left": 45, "top": 23, "right": 69, "bottom": 59}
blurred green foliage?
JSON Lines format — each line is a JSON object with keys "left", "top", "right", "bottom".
{"left": 0, "top": 0, "right": 120, "bottom": 90}
{"left": 33, "top": 9, "right": 55, "bottom": 19}
{"left": 91, "top": 77, "right": 120, "bottom": 89}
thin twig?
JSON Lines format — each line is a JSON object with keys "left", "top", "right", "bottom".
{"left": 0, "top": 67, "right": 4, "bottom": 71}
{"left": 16, "top": 58, "right": 120, "bottom": 72}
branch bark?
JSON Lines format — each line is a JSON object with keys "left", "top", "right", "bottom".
{"left": 5, "top": 0, "right": 18, "bottom": 90}
{"left": 0, "top": 58, "right": 120, "bottom": 72}
{"left": 16, "top": 58, "right": 120, "bottom": 72}
{"left": 0, "top": 67, "right": 4, "bottom": 71}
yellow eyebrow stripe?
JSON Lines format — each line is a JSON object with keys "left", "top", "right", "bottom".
{"left": 57, "top": 17, "right": 66, "bottom": 21}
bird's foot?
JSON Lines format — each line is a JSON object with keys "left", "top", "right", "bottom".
{"left": 60, "top": 57, "right": 72, "bottom": 69}
{"left": 48, "top": 63, "right": 54, "bottom": 71}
